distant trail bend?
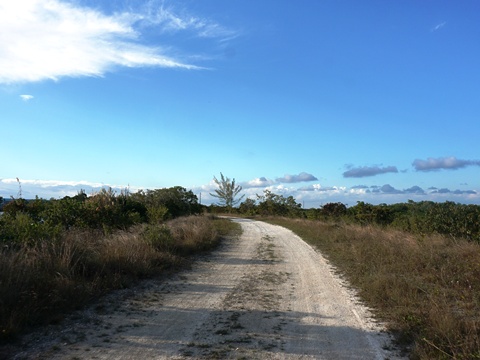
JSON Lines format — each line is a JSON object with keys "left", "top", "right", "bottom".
{"left": 14, "top": 218, "right": 404, "bottom": 359}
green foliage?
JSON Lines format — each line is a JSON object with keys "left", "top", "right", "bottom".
{"left": 423, "top": 201, "right": 480, "bottom": 240}
{"left": 255, "top": 190, "right": 303, "bottom": 217}
{"left": 349, "top": 201, "right": 394, "bottom": 226}
{"left": 38, "top": 188, "right": 147, "bottom": 232}
{"left": 235, "top": 194, "right": 480, "bottom": 242}
{"left": 142, "top": 224, "right": 175, "bottom": 252}
{"left": 3, "top": 198, "right": 28, "bottom": 217}
{"left": 0, "top": 186, "right": 203, "bottom": 246}
{"left": 0, "top": 212, "right": 61, "bottom": 246}
{"left": 146, "top": 205, "right": 170, "bottom": 224}
{"left": 238, "top": 198, "right": 257, "bottom": 216}
{"left": 315, "top": 200, "right": 480, "bottom": 242}
{"left": 132, "top": 186, "right": 201, "bottom": 221}
{"left": 321, "top": 202, "right": 347, "bottom": 218}
{"left": 210, "top": 173, "right": 244, "bottom": 210}
{"left": 41, "top": 195, "right": 85, "bottom": 228}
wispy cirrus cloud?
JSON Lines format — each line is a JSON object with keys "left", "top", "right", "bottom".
{"left": 343, "top": 165, "right": 398, "bottom": 178}
{"left": 413, "top": 156, "right": 480, "bottom": 171}
{"left": 431, "top": 21, "right": 447, "bottom": 32}
{"left": 143, "top": 3, "right": 238, "bottom": 40}
{"left": 0, "top": 0, "right": 233, "bottom": 84}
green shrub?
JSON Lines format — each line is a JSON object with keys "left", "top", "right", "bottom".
{"left": 142, "top": 224, "right": 176, "bottom": 252}
{"left": 147, "top": 205, "right": 170, "bottom": 224}
{"left": 0, "top": 212, "right": 61, "bottom": 246}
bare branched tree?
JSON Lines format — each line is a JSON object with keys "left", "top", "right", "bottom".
{"left": 210, "top": 173, "right": 245, "bottom": 210}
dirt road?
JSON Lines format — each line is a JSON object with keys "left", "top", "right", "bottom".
{"left": 13, "top": 219, "right": 404, "bottom": 359}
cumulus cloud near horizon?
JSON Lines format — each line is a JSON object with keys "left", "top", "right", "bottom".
{"left": 276, "top": 172, "right": 318, "bottom": 183}
{"left": 241, "top": 177, "right": 275, "bottom": 189}
{"left": 343, "top": 165, "right": 398, "bottom": 178}
{"left": 0, "top": 178, "right": 135, "bottom": 199}
{"left": 413, "top": 156, "right": 480, "bottom": 171}
{"left": 3, "top": 177, "right": 479, "bottom": 207}
{"left": 0, "top": 0, "right": 234, "bottom": 84}
{"left": 364, "top": 184, "right": 477, "bottom": 197}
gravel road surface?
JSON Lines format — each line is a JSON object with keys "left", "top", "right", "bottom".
{"left": 11, "top": 218, "right": 405, "bottom": 359}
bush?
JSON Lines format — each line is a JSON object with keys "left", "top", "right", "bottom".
{"left": 142, "top": 224, "right": 176, "bottom": 252}
{"left": 0, "top": 212, "right": 61, "bottom": 246}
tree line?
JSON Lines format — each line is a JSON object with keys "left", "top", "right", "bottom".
{"left": 228, "top": 198, "right": 480, "bottom": 242}
{"left": 0, "top": 186, "right": 203, "bottom": 246}
{"left": 207, "top": 174, "right": 480, "bottom": 242}
{"left": 2, "top": 173, "right": 479, "bottom": 244}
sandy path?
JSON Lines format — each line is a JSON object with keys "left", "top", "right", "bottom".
{"left": 11, "top": 219, "right": 404, "bottom": 359}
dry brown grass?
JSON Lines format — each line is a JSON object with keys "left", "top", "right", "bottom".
{"left": 266, "top": 217, "right": 480, "bottom": 359}
{"left": 0, "top": 215, "right": 239, "bottom": 344}
{"left": 168, "top": 216, "right": 220, "bottom": 255}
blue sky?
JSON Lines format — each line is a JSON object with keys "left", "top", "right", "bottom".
{"left": 1, "top": 0, "right": 480, "bottom": 207}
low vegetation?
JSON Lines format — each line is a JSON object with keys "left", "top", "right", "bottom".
{"left": 266, "top": 217, "right": 480, "bottom": 359}
{"left": 2, "top": 181, "right": 480, "bottom": 359}
{"left": 212, "top": 189, "right": 480, "bottom": 358}
{"left": 213, "top": 192, "right": 480, "bottom": 243}
{"left": 0, "top": 187, "right": 240, "bottom": 343}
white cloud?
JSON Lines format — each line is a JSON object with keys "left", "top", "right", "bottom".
{"left": 431, "top": 21, "right": 447, "bottom": 32}
{"left": 241, "top": 177, "right": 275, "bottom": 189}
{"left": 20, "top": 94, "right": 34, "bottom": 101}
{"left": 144, "top": 4, "right": 237, "bottom": 39}
{"left": 0, "top": 178, "right": 135, "bottom": 199}
{"left": 3, "top": 177, "right": 479, "bottom": 207}
{"left": 0, "top": 0, "right": 219, "bottom": 84}
{"left": 276, "top": 172, "right": 318, "bottom": 183}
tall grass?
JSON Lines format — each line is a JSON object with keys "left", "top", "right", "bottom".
{"left": 267, "top": 217, "right": 480, "bottom": 359}
{"left": 0, "top": 216, "right": 239, "bottom": 343}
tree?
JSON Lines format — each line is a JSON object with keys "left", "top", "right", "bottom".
{"left": 210, "top": 173, "right": 244, "bottom": 210}
{"left": 256, "top": 190, "right": 302, "bottom": 217}
{"left": 321, "top": 202, "right": 347, "bottom": 218}
{"left": 133, "top": 186, "right": 201, "bottom": 221}
{"left": 238, "top": 198, "right": 257, "bottom": 215}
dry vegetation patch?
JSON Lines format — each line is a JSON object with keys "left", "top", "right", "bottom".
{"left": 266, "top": 217, "right": 480, "bottom": 359}
{"left": 0, "top": 216, "right": 238, "bottom": 346}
